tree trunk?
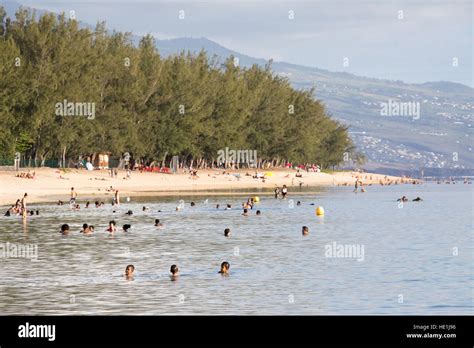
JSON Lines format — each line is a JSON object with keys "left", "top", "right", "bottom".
{"left": 161, "top": 151, "right": 168, "bottom": 168}
{"left": 62, "top": 146, "right": 67, "bottom": 168}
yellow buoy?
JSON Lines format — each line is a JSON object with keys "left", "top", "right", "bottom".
{"left": 316, "top": 206, "right": 325, "bottom": 216}
{"left": 253, "top": 196, "right": 260, "bottom": 203}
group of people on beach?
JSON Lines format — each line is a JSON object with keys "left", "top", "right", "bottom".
{"left": 15, "top": 170, "right": 35, "bottom": 179}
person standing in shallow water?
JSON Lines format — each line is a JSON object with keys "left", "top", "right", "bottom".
{"left": 20, "top": 193, "right": 28, "bottom": 219}
{"left": 114, "top": 190, "right": 120, "bottom": 205}
{"left": 70, "top": 187, "right": 77, "bottom": 204}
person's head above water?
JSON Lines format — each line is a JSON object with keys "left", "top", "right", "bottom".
{"left": 224, "top": 228, "right": 231, "bottom": 237}
{"left": 123, "top": 224, "right": 131, "bottom": 232}
{"left": 154, "top": 219, "right": 161, "bottom": 226}
{"left": 61, "top": 224, "right": 70, "bottom": 234}
{"left": 190, "top": 202, "right": 195, "bottom": 207}
{"left": 125, "top": 264, "right": 135, "bottom": 277}
{"left": 170, "top": 264, "right": 179, "bottom": 276}
{"left": 256, "top": 210, "right": 261, "bottom": 215}
{"left": 302, "top": 226, "right": 309, "bottom": 236}
{"left": 219, "top": 261, "right": 230, "bottom": 274}
{"left": 82, "top": 223, "right": 88, "bottom": 230}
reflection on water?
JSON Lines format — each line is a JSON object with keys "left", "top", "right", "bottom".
{"left": 0, "top": 184, "right": 472, "bottom": 315}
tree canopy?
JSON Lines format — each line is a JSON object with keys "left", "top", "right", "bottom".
{"left": 0, "top": 7, "right": 354, "bottom": 168}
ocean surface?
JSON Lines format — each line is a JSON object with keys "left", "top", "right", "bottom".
{"left": 0, "top": 183, "right": 472, "bottom": 315}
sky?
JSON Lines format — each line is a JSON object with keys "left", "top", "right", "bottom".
{"left": 14, "top": 0, "right": 474, "bottom": 86}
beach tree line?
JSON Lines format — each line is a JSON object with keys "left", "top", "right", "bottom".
{"left": 0, "top": 7, "right": 357, "bottom": 169}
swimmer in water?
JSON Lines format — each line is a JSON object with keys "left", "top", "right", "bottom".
{"left": 281, "top": 185, "right": 288, "bottom": 198}
{"left": 60, "top": 224, "right": 70, "bottom": 235}
{"left": 216, "top": 204, "right": 220, "bottom": 209}
{"left": 225, "top": 204, "right": 232, "bottom": 210}
{"left": 80, "top": 223, "right": 88, "bottom": 233}
{"left": 242, "top": 208, "right": 248, "bottom": 216}
{"left": 154, "top": 219, "right": 163, "bottom": 228}
{"left": 123, "top": 224, "right": 131, "bottom": 232}
{"left": 124, "top": 264, "right": 134, "bottom": 280}
{"left": 190, "top": 202, "right": 196, "bottom": 207}
{"left": 125, "top": 210, "right": 133, "bottom": 215}
{"left": 224, "top": 228, "right": 231, "bottom": 237}
{"left": 85, "top": 201, "right": 90, "bottom": 208}
{"left": 296, "top": 201, "right": 301, "bottom": 206}
{"left": 218, "top": 261, "right": 230, "bottom": 275}
{"left": 256, "top": 210, "right": 261, "bottom": 216}
{"left": 397, "top": 196, "right": 409, "bottom": 203}
{"left": 107, "top": 220, "right": 117, "bottom": 233}
{"left": 412, "top": 197, "right": 423, "bottom": 202}
{"left": 142, "top": 206, "right": 149, "bottom": 212}
{"left": 302, "top": 226, "right": 309, "bottom": 236}
{"left": 170, "top": 264, "right": 179, "bottom": 280}
{"left": 84, "top": 225, "right": 94, "bottom": 235}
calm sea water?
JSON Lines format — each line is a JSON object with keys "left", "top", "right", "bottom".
{"left": 0, "top": 183, "right": 472, "bottom": 315}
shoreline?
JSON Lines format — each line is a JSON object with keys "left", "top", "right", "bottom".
{"left": 0, "top": 168, "right": 412, "bottom": 206}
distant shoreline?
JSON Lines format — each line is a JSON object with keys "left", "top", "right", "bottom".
{"left": 0, "top": 168, "right": 412, "bottom": 206}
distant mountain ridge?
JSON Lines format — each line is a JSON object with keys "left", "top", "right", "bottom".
{"left": 4, "top": 1, "right": 474, "bottom": 173}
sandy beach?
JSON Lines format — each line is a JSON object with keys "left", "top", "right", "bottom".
{"left": 0, "top": 167, "right": 410, "bottom": 206}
